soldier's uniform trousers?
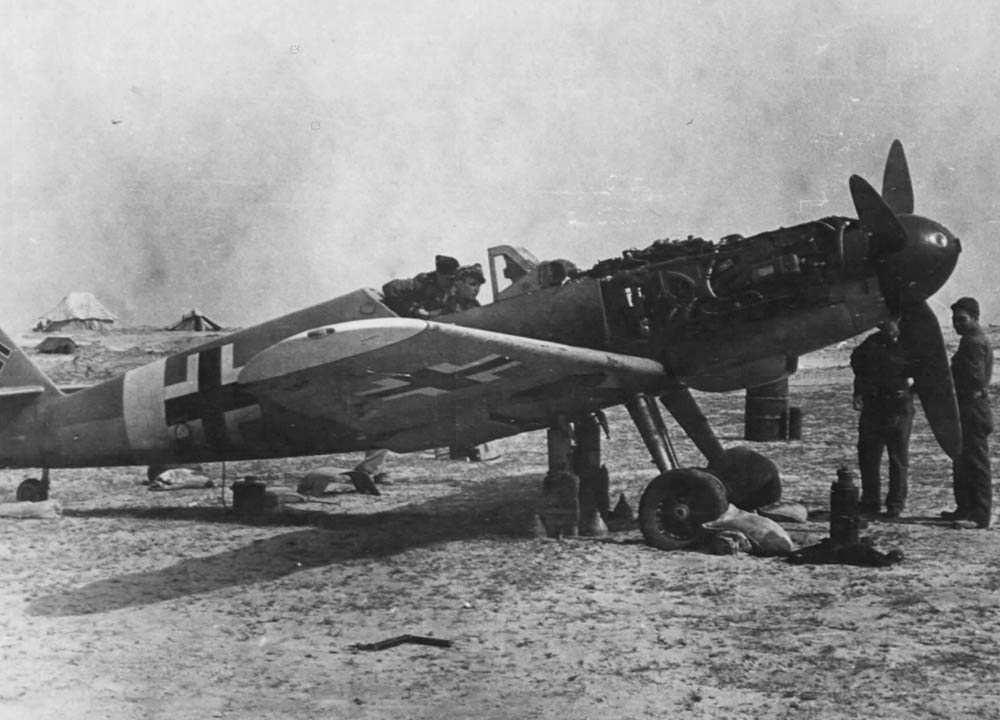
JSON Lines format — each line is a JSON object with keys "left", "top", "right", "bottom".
{"left": 954, "top": 392, "right": 993, "bottom": 527}
{"left": 858, "top": 391, "right": 915, "bottom": 515}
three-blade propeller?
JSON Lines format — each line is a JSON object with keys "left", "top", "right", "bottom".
{"left": 849, "top": 140, "right": 962, "bottom": 459}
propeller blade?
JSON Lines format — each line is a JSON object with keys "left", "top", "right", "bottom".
{"left": 850, "top": 174, "right": 908, "bottom": 257}
{"left": 899, "top": 300, "right": 962, "bottom": 459}
{"left": 882, "top": 139, "right": 914, "bottom": 215}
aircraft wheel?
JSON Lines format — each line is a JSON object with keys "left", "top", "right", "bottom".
{"left": 16, "top": 478, "right": 48, "bottom": 502}
{"left": 638, "top": 468, "right": 728, "bottom": 550}
{"left": 706, "top": 446, "right": 781, "bottom": 511}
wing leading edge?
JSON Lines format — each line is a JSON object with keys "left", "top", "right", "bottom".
{"left": 238, "top": 318, "right": 667, "bottom": 451}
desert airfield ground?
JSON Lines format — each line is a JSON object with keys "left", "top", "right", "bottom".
{"left": 1, "top": 328, "right": 999, "bottom": 720}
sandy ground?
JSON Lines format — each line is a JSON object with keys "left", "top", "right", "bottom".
{"left": 1, "top": 330, "right": 999, "bottom": 720}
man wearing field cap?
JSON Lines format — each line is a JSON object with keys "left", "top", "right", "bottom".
{"left": 942, "top": 297, "right": 994, "bottom": 529}
{"left": 382, "top": 254, "right": 460, "bottom": 319}
{"left": 448, "top": 263, "right": 486, "bottom": 313}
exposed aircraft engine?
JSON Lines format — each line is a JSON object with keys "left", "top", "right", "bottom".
{"left": 583, "top": 217, "right": 881, "bottom": 390}
{"left": 586, "top": 216, "right": 870, "bottom": 341}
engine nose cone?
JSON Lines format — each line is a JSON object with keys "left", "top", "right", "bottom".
{"left": 878, "top": 215, "right": 960, "bottom": 302}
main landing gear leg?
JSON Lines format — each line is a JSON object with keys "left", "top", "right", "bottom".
{"left": 627, "top": 392, "right": 728, "bottom": 551}
{"left": 625, "top": 394, "right": 679, "bottom": 473}
{"left": 660, "top": 381, "right": 782, "bottom": 514}
{"left": 659, "top": 382, "right": 724, "bottom": 464}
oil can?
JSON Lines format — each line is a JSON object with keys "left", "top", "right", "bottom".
{"left": 830, "top": 466, "right": 860, "bottom": 547}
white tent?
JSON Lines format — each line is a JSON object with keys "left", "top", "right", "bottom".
{"left": 36, "top": 292, "right": 117, "bottom": 333}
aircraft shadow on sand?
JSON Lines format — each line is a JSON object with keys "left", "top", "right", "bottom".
{"left": 28, "top": 473, "right": 541, "bottom": 617}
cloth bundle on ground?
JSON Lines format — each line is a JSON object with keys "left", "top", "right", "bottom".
{"left": 705, "top": 529, "right": 753, "bottom": 555}
{"left": 0, "top": 500, "right": 62, "bottom": 519}
{"left": 297, "top": 468, "right": 381, "bottom": 496}
{"left": 148, "top": 468, "right": 214, "bottom": 491}
{"left": 702, "top": 504, "right": 796, "bottom": 556}
{"left": 757, "top": 500, "right": 809, "bottom": 524}
{"left": 297, "top": 450, "right": 388, "bottom": 497}
{"left": 297, "top": 468, "right": 349, "bottom": 496}
{"left": 263, "top": 488, "right": 311, "bottom": 509}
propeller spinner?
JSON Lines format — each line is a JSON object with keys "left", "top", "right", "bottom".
{"left": 850, "top": 140, "right": 963, "bottom": 459}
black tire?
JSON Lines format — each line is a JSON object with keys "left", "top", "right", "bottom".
{"left": 638, "top": 468, "right": 729, "bottom": 550}
{"left": 706, "top": 446, "right": 781, "bottom": 510}
{"left": 16, "top": 478, "right": 48, "bottom": 502}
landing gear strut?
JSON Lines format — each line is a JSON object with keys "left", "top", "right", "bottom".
{"left": 625, "top": 394, "right": 678, "bottom": 473}
{"left": 627, "top": 392, "right": 728, "bottom": 550}
{"left": 536, "top": 389, "right": 733, "bottom": 548}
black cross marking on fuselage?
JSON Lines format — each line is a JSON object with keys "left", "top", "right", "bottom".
{"left": 362, "top": 355, "right": 514, "bottom": 400}
{"left": 164, "top": 346, "right": 257, "bottom": 449}
{"left": 0, "top": 342, "right": 11, "bottom": 375}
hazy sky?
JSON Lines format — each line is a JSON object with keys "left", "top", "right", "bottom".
{"left": 3, "top": 0, "right": 999, "bottom": 329}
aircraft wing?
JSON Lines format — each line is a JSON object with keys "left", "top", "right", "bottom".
{"left": 238, "top": 318, "right": 667, "bottom": 451}
{"left": 0, "top": 385, "right": 46, "bottom": 398}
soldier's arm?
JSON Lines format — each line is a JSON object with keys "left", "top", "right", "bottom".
{"left": 849, "top": 340, "right": 868, "bottom": 375}
{"left": 381, "top": 278, "right": 420, "bottom": 317}
{"left": 850, "top": 341, "right": 872, "bottom": 399}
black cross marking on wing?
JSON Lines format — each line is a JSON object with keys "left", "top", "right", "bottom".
{"left": 362, "top": 356, "right": 514, "bottom": 400}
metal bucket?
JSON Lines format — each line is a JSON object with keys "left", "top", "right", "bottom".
{"left": 231, "top": 478, "right": 268, "bottom": 516}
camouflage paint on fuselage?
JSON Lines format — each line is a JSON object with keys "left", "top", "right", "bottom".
{"left": 3, "top": 289, "right": 394, "bottom": 468}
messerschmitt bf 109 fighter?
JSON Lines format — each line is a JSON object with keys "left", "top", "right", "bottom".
{"left": 0, "top": 140, "right": 961, "bottom": 549}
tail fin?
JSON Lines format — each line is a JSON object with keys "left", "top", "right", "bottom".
{"left": 0, "top": 327, "right": 61, "bottom": 399}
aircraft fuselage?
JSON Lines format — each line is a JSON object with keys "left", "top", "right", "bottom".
{"left": 0, "top": 217, "right": 896, "bottom": 469}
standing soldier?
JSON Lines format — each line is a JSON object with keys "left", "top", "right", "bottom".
{"left": 850, "top": 319, "right": 916, "bottom": 519}
{"left": 941, "top": 297, "right": 994, "bottom": 529}
{"left": 381, "top": 255, "right": 460, "bottom": 319}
